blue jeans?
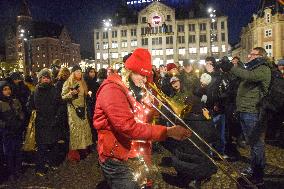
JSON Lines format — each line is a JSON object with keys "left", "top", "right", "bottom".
{"left": 100, "top": 159, "right": 139, "bottom": 189}
{"left": 239, "top": 112, "right": 265, "bottom": 176}
{"left": 213, "top": 114, "right": 226, "bottom": 154}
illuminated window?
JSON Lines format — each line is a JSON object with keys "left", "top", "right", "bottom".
{"left": 96, "top": 53, "right": 100, "bottom": 59}
{"left": 96, "top": 43, "right": 100, "bottom": 49}
{"left": 222, "top": 45, "right": 226, "bottom": 52}
{"left": 111, "top": 41, "right": 118, "bottom": 48}
{"left": 200, "top": 47, "right": 207, "bottom": 54}
{"left": 102, "top": 53, "right": 108, "bottom": 60}
{"left": 131, "top": 40, "right": 137, "bottom": 47}
{"left": 189, "top": 47, "right": 197, "bottom": 54}
{"left": 103, "top": 42, "right": 108, "bottom": 49}
{"left": 121, "top": 51, "right": 128, "bottom": 57}
{"left": 264, "top": 43, "right": 273, "bottom": 57}
{"left": 111, "top": 53, "right": 119, "bottom": 58}
{"left": 166, "top": 49, "right": 174, "bottom": 55}
{"left": 212, "top": 46, "right": 218, "bottom": 52}
{"left": 121, "top": 40, "right": 128, "bottom": 48}
{"left": 178, "top": 48, "right": 185, "bottom": 55}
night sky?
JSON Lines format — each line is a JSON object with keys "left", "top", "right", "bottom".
{"left": 0, "top": 0, "right": 260, "bottom": 57}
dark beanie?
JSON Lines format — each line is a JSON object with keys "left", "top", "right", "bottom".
{"left": 71, "top": 65, "right": 82, "bottom": 73}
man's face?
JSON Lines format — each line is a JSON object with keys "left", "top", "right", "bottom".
{"left": 171, "top": 80, "right": 181, "bottom": 91}
{"left": 184, "top": 64, "right": 193, "bottom": 73}
{"left": 205, "top": 61, "right": 214, "bottom": 73}
{"left": 130, "top": 72, "right": 147, "bottom": 88}
{"left": 2, "top": 86, "right": 12, "bottom": 97}
{"left": 248, "top": 49, "right": 261, "bottom": 62}
{"left": 278, "top": 65, "right": 284, "bottom": 74}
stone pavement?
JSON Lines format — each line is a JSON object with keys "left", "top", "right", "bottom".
{"left": 0, "top": 144, "right": 283, "bottom": 189}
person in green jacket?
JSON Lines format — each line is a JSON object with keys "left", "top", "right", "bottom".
{"left": 219, "top": 47, "right": 271, "bottom": 187}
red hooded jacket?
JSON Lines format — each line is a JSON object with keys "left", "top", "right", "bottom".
{"left": 93, "top": 74, "right": 167, "bottom": 163}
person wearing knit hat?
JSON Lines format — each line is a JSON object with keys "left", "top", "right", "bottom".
{"left": 166, "top": 63, "right": 178, "bottom": 72}
{"left": 37, "top": 68, "right": 52, "bottom": 80}
{"left": 94, "top": 48, "right": 192, "bottom": 188}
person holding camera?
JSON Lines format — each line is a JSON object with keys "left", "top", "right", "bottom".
{"left": 62, "top": 65, "right": 93, "bottom": 162}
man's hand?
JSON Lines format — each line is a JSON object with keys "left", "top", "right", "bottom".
{"left": 167, "top": 125, "right": 192, "bottom": 140}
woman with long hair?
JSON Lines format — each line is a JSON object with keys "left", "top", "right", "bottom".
{"left": 61, "top": 65, "right": 93, "bottom": 162}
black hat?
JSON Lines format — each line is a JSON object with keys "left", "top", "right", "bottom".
{"left": 71, "top": 65, "right": 82, "bottom": 72}
{"left": 10, "top": 72, "right": 23, "bottom": 81}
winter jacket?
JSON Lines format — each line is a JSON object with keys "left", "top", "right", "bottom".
{"left": 230, "top": 58, "right": 271, "bottom": 113}
{"left": 27, "top": 83, "right": 61, "bottom": 144}
{"left": 0, "top": 97, "right": 23, "bottom": 136}
{"left": 94, "top": 74, "right": 167, "bottom": 163}
{"left": 61, "top": 79, "right": 93, "bottom": 150}
{"left": 179, "top": 71, "right": 199, "bottom": 95}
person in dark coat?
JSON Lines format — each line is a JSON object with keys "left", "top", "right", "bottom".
{"left": 84, "top": 67, "right": 100, "bottom": 144}
{"left": 0, "top": 81, "right": 24, "bottom": 181}
{"left": 54, "top": 67, "right": 71, "bottom": 162}
{"left": 27, "top": 68, "right": 61, "bottom": 176}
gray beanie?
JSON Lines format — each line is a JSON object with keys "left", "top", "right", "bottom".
{"left": 38, "top": 68, "right": 52, "bottom": 80}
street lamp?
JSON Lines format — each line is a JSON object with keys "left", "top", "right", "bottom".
{"left": 208, "top": 7, "right": 217, "bottom": 56}
{"left": 103, "top": 19, "right": 112, "bottom": 65}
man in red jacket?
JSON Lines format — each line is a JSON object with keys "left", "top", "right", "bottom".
{"left": 94, "top": 48, "right": 191, "bottom": 189}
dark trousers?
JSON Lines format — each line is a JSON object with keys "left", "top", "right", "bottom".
{"left": 100, "top": 159, "right": 140, "bottom": 189}
{"left": 1, "top": 130, "right": 22, "bottom": 176}
{"left": 240, "top": 112, "right": 265, "bottom": 178}
{"left": 36, "top": 142, "right": 60, "bottom": 172}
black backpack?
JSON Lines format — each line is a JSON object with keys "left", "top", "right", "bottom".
{"left": 260, "top": 67, "right": 284, "bottom": 112}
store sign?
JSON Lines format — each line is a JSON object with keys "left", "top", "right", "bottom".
{"left": 152, "top": 15, "right": 162, "bottom": 25}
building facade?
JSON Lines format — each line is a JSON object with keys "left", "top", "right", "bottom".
{"left": 233, "top": 1, "right": 284, "bottom": 62}
{"left": 5, "top": 0, "right": 80, "bottom": 73}
{"left": 94, "top": 1, "right": 228, "bottom": 69}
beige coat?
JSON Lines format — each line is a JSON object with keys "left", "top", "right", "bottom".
{"left": 62, "top": 80, "right": 93, "bottom": 150}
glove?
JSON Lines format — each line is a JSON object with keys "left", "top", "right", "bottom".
{"left": 219, "top": 57, "right": 233, "bottom": 72}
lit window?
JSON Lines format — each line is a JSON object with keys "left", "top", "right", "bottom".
{"left": 166, "top": 49, "right": 173, "bottom": 55}
{"left": 222, "top": 45, "right": 226, "bottom": 52}
{"left": 112, "top": 53, "right": 119, "bottom": 58}
{"left": 200, "top": 47, "right": 207, "bottom": 54}
{"left": 189, "top": 47, "right": 197, "bottom": 54}
{"left": 167, "top": 59, "right": 174, "bottom": 64}
{"left": 131, "top": 40, "right": 137, "bottom": 47}
{"left": 103, "top": 42, "right": 108, "bottom": 49}
{"left": 264, "top": 43, "right": 273, "bottom": 57}
{"left": 199, "top": 59, "right": 205, "bottom": 65}
{"left": 212, "top": 46, "right": 218, "bottom": 53}
{"left": 178, "top": 48, "right": 185, "bottom": 55}
{"left": 112, "top": 41, "right": 118, "bottom": 48}
{"left": 121, "top": 41, "right": 127, "bottom": 48}
{"left": 121, "top": 52, "right": 128, "bottom": 57}
{"left": 96, "top": 53, "right": 100, "bottom": 60}
{"left": 103, "top": 53, "right": 108, "bottom": 60}
{"left": 96, "top": 43, "right": 100, "bottom": 49}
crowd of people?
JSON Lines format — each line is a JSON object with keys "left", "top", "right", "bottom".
{"left": 0, "top": 47, "right": 283, "bottom": 189}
